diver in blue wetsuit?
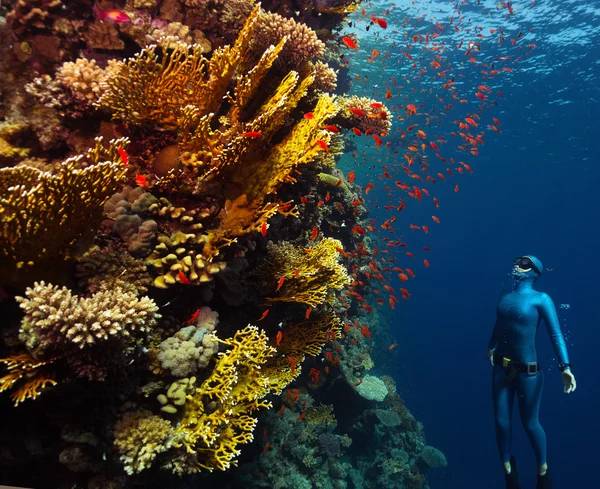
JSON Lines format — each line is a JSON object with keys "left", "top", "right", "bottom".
{"left": 487, "top": 256, "right": 577, "bottom": 489}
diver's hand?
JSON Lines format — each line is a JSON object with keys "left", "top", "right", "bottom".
{"left": 488, "top": 349, "right": 495, "bottom": 366}
{"left": 562, "top": 369, "right": 576, "bottom": 394}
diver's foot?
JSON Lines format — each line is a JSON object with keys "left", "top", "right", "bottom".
{"left": 536, "top": 468, "right": 552, "bottom": 489}
{"left": 505, "top": 456, "right": 521, "bottom": 489}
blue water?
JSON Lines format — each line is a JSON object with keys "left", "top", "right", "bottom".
{"left": 341, "top": 1, "right": 600, "bottom": 487}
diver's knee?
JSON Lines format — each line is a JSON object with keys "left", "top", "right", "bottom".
{"left": 495, "top": 419, "right": 511, "bottom": 433}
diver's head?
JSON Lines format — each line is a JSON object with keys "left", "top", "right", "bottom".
{"left": 512, "top": 255, "right": 543, "bottom": 282}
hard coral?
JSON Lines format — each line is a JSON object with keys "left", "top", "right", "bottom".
{"left": 261, "top": 238, "right": 351, "bottom": 307}
{"left": 16, "top": 281, "right": 159, "bottom": 350}
{"left": 339, "top": 95, "right": 392, "bottom": 136}
{"left": 0, "top": 137, "right": 127, "bottom": 274}
{"left": 114, "top": 409, "right": 174, "bottom": 475}
{"left": 6, "top": 0, "right": 63, "bottom": 37}
{"left": 56, "top": 58, "right": 107, "bottom": 104}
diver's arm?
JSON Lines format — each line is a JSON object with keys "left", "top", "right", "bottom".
{"left": 487, "top": 322, "right": 498, "bottom": 365}
{"left": 539, "top": 294, "right": 570, "bottom": 366}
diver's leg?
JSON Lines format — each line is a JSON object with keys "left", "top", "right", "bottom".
{"left": 515, "top": 370, "right": 551, "bottom": 488}
{"left": 492, "top": 365, "right": 517, "bottom": 476}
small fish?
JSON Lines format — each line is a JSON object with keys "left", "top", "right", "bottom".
{"left": 387, "top": 343, "right": 399, "bottom": 351}
{"left": 261, "top": 222, "right": 268, "bottom": 237}
{"left": 263, "top": 442, "right": 270, "bottom": 453}
{"left": 117, "top": 147, "right": 128, "bottom": 167}
{"left": 454, "top": 184, "right": 459, "bottom": 192}
{"left": 242, "top": 131, "right": 262, "bottom": 138}
{"left": 317, "top": 139, "right": 329, "bottom": 151}
{"left": 349, "top": 108, "right": 365, "bottom": 117}
{"left": 432, "top": 216, "right": 440, "bottom": 224}
{"left": 304, "top": 112, "right": 314, "bottom": 119}
{"left": 276, "top": 276, "right": 285, "bottom": 291}
{"left": 184, "top": 308, "right": 200, "bottom": 324}
{"left": 352, "top": 127, "right": 363, "bottom": 136}
{"left": 135, "top": 174, "right": 147, "bottom": 187}
{"left": 311, "top": 227, "right": 318, "bottom": 240}
{"left": 342, "top": 37, "right": 358, "bottom": 50}
{"left": 288, "top": 356, "right": 297, "bottom": 372}
{"left": 347, "top": 171, "right": 355, "bottom": 183}
{"left": 94, "top": 5, "right": 131, "bottom": 23}
{"left": 424, "top": 259, "right": 430, "bottom": 268}
{"left": 305, "top": 307, "right": 312, "bottom": 319}
{"left": 178, "top": 270, "right": 191, "bottom": 285}
{"left": 276, "top": 331, "right": 283, "bottom": 346}
{"left": 258, "top": 309, "right": 269, "bottom": 321}
{"left": 324, "top": 125, "right": 339, "bottom": 133}
{"left": 296, "top": 413, "right": 305, "bottom": 421}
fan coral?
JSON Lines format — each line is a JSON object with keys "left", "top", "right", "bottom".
{"left": 157, "top": 307, "right": 220, "bottom": 376}
{"left": 16, "top": 281, "right": 159, "bottom": 351}
{"left": 261, "top": 238, "right": 351, "bottom": 307}
{"left": 0, "top": 137, "right": 127, "bottom": 272}
{"left": 114, "top": 410, "right": 174, "bottom": 475}
{"left": 172, "top": 325, "right": 282, "bottom": 473}
{"left": 0, "top": 353, "right": 56, "bottom": 406}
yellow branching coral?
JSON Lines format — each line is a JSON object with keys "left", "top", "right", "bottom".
{"left": 114, "top": 409, "right": 174, "bottom": 475}
{"left": 278, "top": 309, "right": 342, "bottom": 359}
{"left": 0, "top": 137, "right": 127, "bottom": 271}
{"left": 260, "top": 238, "right": 351, "bottom": 307}
{"left": 173, "top": 325, "right": 278, "bottom": 472}
{"left": 97, "top": 5, "right": 261, "bottom": 128}
{"left": 0, "top": 353, "right": 56, "bottom": 406}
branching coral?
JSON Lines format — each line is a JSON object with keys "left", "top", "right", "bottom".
{"left": 114, "top": 409, "right": 174, "bottom": 475}
{"left": 0, "top": 137, "right": 128, "bottom": 271}
{"left": 0, "top": 353, "right": 56, "bottom": 406}
{"left": 260, "top": 238, "right": 351, "bottom": 307}
{"left": 17, "top": 281, "right": 159, "bottom": 351}
{"left": 55, "top": 58, "right": 107, "bottom": 104}
{"left": 172, "top": 325, "right": 277, "bottom": 472}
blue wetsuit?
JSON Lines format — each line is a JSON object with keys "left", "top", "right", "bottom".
{"left": 488, "top": 258, "right": 570, "bottom": 467}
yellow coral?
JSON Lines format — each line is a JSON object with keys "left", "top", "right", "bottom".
{"left": 0, "top": 353, "right": 56, "bottom": 406}
{"left": 0, "top": 137, "right": 127, "bottom": 271}
{"left": 174, "top": 325, "right": 276, "bottom": 472}
{"left": 97, "top": 6, "right": 260, "bottom": 128}
{"left": 261, "top": 238, "right": 351, "bottom": 307}
{"left": 278, "top": 309, "right": 342, "bottom": 358}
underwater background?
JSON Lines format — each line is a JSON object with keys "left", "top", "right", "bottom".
{"left": 0, "top": 0, "right": 598, "bottom": 488}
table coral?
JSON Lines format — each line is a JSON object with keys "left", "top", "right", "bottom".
{"left": 0, "top": 137, "right": 128, "bottom": 272}
{"left": 260, "top": 238, "right": 351, "bottom": 307}
{"left": 114, "top": 409, "right": 174, "bottom": 475}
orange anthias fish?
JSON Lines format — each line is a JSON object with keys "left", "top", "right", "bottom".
{"left": 324, "top": 125, "right": 339, "bottom": 133}
{"left": 305, "top": 307, "right": 312, "bottom": 319}
{"left": 361, "top": 325, "right": 371, "bottom": 339}
{"left": 317, "top": 140, "right": 329, "bottom": 151}
{"left": 276, "top": 276, "right": 285, "bottom": 292}
{"left": 387, "top": 343, "right": 399, "bottom": 351}
{"left": 242, "top": 131, "right": 262, "bottom": 138}
{"left": 352, "top": 127, "right": 362, "bottom": 136}
{"left": 276, "top": 331, "right": 283, "bottom": 346}
{"left": 117, "top": 147, "right": 128, "bottom": 167}
{"left": 342, "top": 37, "right": 359, "bottom": 49}
{"left": 94, "top": 5, "right": 131, "bottom": 23}
{"left": 347, "top": 171, "right": 355, "bottom": 183}
{"left": 261, "top": 222, "right": 268, "bottom": 237}
{"left": 135, "top": 174, "right": 146, "bottom": 187}
{"left": 304, "top": 112, "right": 314, "bottom": 119}
{"left": 349, "top": 107, "right": 365, "bottom": 117}
{"left": 258, "top": 309, "right": 269, "bottom": 321}
{"left": 178, "top": 270, "right": 191, "bottom": 285}
{"left": 311, "top": 227, "right": 318, "bottom": 240}
{"left": 184, "top": 308, "right": 200, "bottom": 324}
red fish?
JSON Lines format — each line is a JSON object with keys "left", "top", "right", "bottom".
{"left": 276, "top": 331, "right": 283, "bottom": 346}
{"left": 242, "top": 131, "right": 262, "bottom": 139}
{"left": 432, "top": 216, "right": 440, "bottom": 224}
{"left": 304, "top": 112, "right": 314, "bottom": 119}
{"left": 305, "top": 307, "right": 312, "bottom": 319}
{"left": 352, "top": 127, "right": 362, "bottom": 136}
{"left": 258, "top": 309, "right": 269, "bottom": 321}
{"left": 261, "top": 222, "right": 268, "bottom": 237}
{"left": 276, "top": 276, "right": 285, "bottom": 291}
{"left": 342, "top": 37, "right": 358, "bottom": 49}
{"left": 311, "top": 227, "right": 318, "bottom": 240}
{"left": 135, "top": 174, "right": 146, "bottom": 187}
{"left": 324, "top": 125, "right": 339, "bottom": 133}
{"left": 361, "top": 325, "right": 371, "bottom": 339}
{"left": 94, "top": 5, "right": 131, "bottom": 23}
{"left": 349, "top": 108, "right": 365, "bottom": 117}
{"left": 347, "top": 171, "right": 355, "bottom": 183}
{"left": 454, "top": 184, "right": 459, "bottom": 192}
{"left": 317, "top": 140, "right": 329, "bottom": 151}
{"left": 263, "top": 442, "right": 270, "bottom": 453}
{"left": 177, "top": 270, "right": 191, "bottom": 285}
{"left": 424, "top": 259, "right": 430, "bottom": 268}
{"left": 118, "top": 147, "right": 128, "bottom": 167}
{"left": 373, "top": 17, "right": 388, "bottom": 29}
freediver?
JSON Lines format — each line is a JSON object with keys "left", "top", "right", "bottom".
{"left": 487, "top": 256, "right": 576, "bottom": 489}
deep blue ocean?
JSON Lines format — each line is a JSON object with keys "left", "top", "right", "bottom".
{"left": 339, "top": 1, "right": 600, "bottom": 488}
